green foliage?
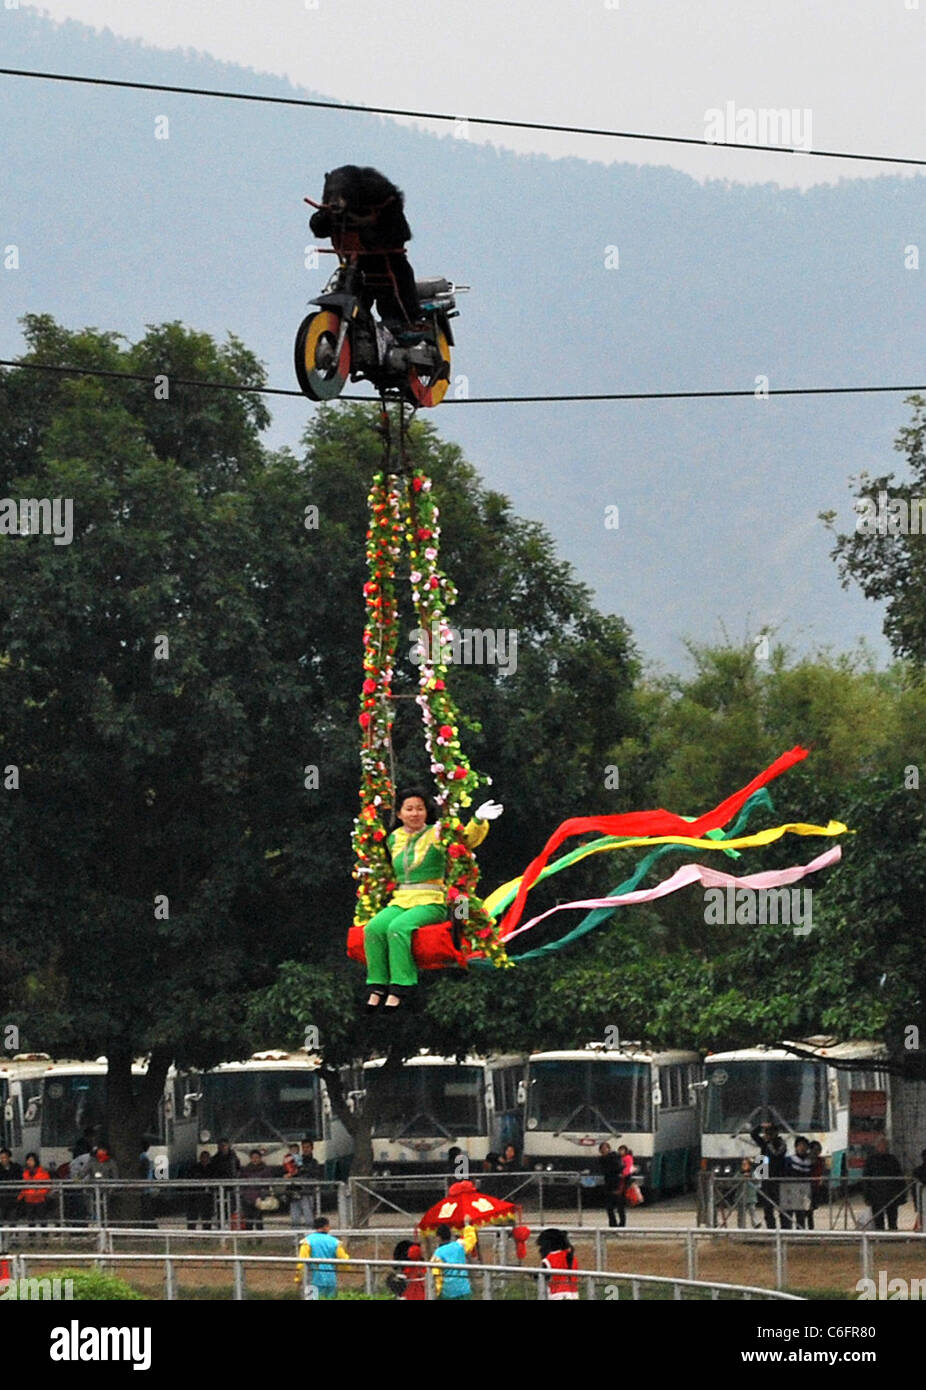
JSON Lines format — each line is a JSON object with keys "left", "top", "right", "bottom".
{"left": 822, "top": 394, "right": 926, "bottom": 665}
{"left": 55, "top": 1270, "right": 147, "bottom": 1301}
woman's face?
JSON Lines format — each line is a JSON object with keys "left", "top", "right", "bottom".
{"left": 398, "top": 796, "right": 428, "bottom": 832}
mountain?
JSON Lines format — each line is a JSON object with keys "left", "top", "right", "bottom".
{"left": 2, "top": 11, "right": 923, "bottom": 668}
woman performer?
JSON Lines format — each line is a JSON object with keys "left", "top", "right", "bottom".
{"left": 364, "top": 785, "right": 503, "bottom": 1011}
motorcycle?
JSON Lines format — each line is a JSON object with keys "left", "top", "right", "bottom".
{"left": 294, "top": 220, "right": 466, "bottom": 408}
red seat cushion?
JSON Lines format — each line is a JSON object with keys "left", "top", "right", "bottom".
{"left": 346, "top": 921, "right": 469, "bottom": 970}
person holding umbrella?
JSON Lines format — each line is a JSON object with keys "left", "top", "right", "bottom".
{"left": 432, "top": 1216, "right": 477, "bottom": 1300}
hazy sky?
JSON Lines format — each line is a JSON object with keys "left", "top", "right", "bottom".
{"left": 31, "top": 0, "right": 925, "bottom": 189}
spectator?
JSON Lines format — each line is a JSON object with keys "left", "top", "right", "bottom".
{"left": 912, "top": 1148, "right": 926, "bottom": 1232}
{"left": 387, "top": 1238, "right": 426, "bottom": 1300}
{"left": 807, "top": 1141, "right": 827, "bottom": 1230}
{"left": 138, "top": 1140, "right": 158, "bottom": 1228}
{"left": 187, "top": 1149, "right": 215, "bottom": 1231}
{"left": 240, "top": 1149, "right": 273, "bottom": 1231}
{"left": 481, "top": 1152, "right": 502, "bottom": 1173}
{"left": 288, "top": 1138, "right": 322, "bottom": 1232}
{"left": 0, "top": 1148, "right": 23, "bottom": 1247}
{"left": 781, "top": 1136, "right": 813, "bottom": 1230}
{"left": 740, "top": 1157, "right": 761, "bottom": 1228}
{"left": 207, "top": 1139, "right": 241, "bottom": 1228}
{"left": 90, "top": 1145, "right": 120, "bottom": 1224}
{"left": 70, "top": 1126, "right": 99, "bottom": 1160}
{"left": 862, "top": 1139, "right": 906, "bottom": 1232}
{"left": 750, "top": 1123, "right": 789, "bottom": 1229}
{"left": 432, "top": 1218, "right": 477, "bottom": 1301}
{"left": 598, "top": 1141, "right": 629, "bottom": 1229}
{"left": 295, "top": 1216, "right": 349, "bottom": 1300}
{"left": 537, "top": 1228, "right": 579, "bottom": 1300}
{"left": 447, "top": 1145, "right": 467, "bottom": 1179}
{"left": 498, "top": 1142, "right": 520, "bottom": 1173}
{"left": 17, "top": 1152, "right": 51, "bottom": 1235}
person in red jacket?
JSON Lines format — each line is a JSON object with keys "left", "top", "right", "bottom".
{"left": 388, "top": 1238, "right": 427, "bottom": 1300}
{"left": 538, "top": 1228, "right": 579, "bottom": 1300}
{"left": 17, "top": 1152, "right": 51, "bottom": 1233}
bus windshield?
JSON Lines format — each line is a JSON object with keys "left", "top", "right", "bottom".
{"left": 371, "top": 1066, "right": 484, "bottom": 1139}
{"left": 200, "top": 1071, "right": 322, "bottom": 1145}
{"left": 40, "top": 1075, "right": 107, "bottom": 1149}
{"left": 703, "top": 1061, "right": 830, "bottom": 1134}
{"left": 527, "top": 1061, "right": 652, "bottom": 1133}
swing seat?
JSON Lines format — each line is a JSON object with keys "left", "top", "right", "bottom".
{"left": 346, "top": 921, "right": 471, "bottom": 971}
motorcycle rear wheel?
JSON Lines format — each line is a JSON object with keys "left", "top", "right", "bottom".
{"left": 406, "top": 327, "right": 451, "bottom": 408}
{"left": 294, "top": 310, "right": 351, "bottom": 400}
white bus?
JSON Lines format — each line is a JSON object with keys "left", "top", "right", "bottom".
{"left": 523, "top": 1046, "right": 702, "bottom": 1195}
{"left": 364, "top": 1053, "right": 527, "bottom": 1175}
{"left": 11, "top": 1056, "right": 198, "bottom": 1176}
{"left": 1, "top": 1054, "right": 53, "bottom": 1157}
{"left": 193, "top": 1050, "right": 353, "bottom": 1177}
{"left": 701, "top": 1039, "right": 890, "bottom": 1179}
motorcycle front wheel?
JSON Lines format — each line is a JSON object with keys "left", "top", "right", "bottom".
{"left": 406, "top": 327, "right": 451, "bottom": 409}
{"left": 294, "top": 310, "right": 352, "bottom": 400}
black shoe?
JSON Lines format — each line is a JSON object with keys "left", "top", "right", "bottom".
{"left": 365, "top": 988, "right": 387, "bottom": 1013}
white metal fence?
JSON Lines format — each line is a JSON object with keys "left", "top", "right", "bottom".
{"left": 1, "top": 1247, "right": 804, "bottom": 1302}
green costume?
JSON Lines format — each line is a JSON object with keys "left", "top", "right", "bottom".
{"left": 365, "top": 818, "right": 489, "bottom": 988}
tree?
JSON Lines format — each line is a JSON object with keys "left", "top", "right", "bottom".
{"left": 0, "top": 323, "right": 642, "bottom": 1179}
{"left": 0, "top": 316, "right": 325, "bottom": 1174}
{"left": 823, "top": 394, "right": 926, "bottom": 665}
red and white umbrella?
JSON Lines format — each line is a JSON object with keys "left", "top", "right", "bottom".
{"left": 418, "top": 1179, "right": 519, "bottom": 1235}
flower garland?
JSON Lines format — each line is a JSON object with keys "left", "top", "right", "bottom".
{"left": 405, "top": 470, "right": 510, "bottom": 969}
{"left": 351, "top": 463, "right": 510, "bottom": 968}
{"left": 351, "top": 471, "right": 403, "bottom": 925}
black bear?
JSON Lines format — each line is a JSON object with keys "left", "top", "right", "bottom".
{"left": 309, "top": 165, "right": 421, "bottom": 325}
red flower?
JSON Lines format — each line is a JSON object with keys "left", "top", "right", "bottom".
{"left": 417, "top": 527, "right": 432, "bottom": 540}
{"left": 447, "top": 843, "right": 467, "bottom": 859}
{"left": 362, "top": 678, "right": 377, "bottom": 694}
{"left": 428, "top": 576, "right": 439, "bottom": 589}
{"left": 452, "top": 767, "right": 468, "bottom": 780}
{"left": 412, "top": 477, "right": 424, "bottom": 491}
{"left": 433, "top": 679, "right": 446, "bottom": 691}
{"left": 372, "top": 829, "right": 385, "bottom": 842}
{"left": 359, "top": 713, "right": 372, "bottom": 728}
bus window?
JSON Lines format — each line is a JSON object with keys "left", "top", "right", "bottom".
{"left": 527, "top": 1061, "right": 651, "bottom": 1133}
{"left": 703, "top": 1061, "right": 829, "bottom": 1135}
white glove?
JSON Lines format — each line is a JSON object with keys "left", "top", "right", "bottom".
{"left": 475, "top": 800, "right": 504, "bottom": 821}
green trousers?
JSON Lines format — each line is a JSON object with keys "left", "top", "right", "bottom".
{"left": 364, "top": 902, "right": 448, "bottom": 988}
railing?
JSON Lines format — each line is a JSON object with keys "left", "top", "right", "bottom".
{"left": 345, "top": 1169, "right": 586, "bottom": 1225}
{"left": 697, "top": 1172, "right": 926, "bottom": 1231}
{"left": 4, "top": 1219, "right": 921, "bottom": 1293}
{"left": 585, "top": 1222, "right": 926, "bottom": 1292}
{"left": 3, "top": 1247, "right": 803, "bottom": 1301}
{"left": 0, "top": 1177, "right": 346, "bottom": 1235}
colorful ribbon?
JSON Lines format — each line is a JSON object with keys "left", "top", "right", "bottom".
{"left": 501, "top": 844, "right": 841, "bottom": 943}
{"left": 499, "top": 746, "right": 810, "bottom": 937}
